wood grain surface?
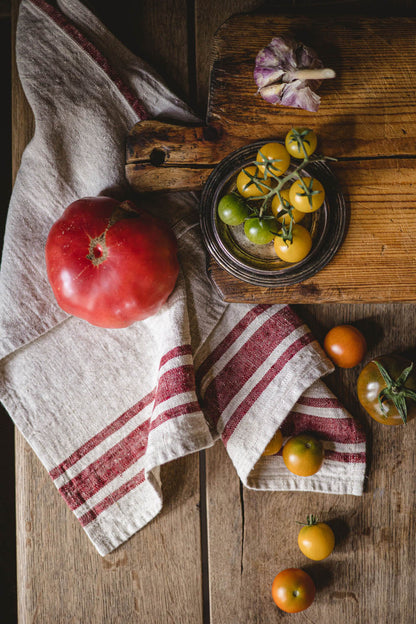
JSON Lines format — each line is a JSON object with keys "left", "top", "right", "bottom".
{"left": 206, "top": 14, "right": 416, "bottom": 303}
{"left": 9, "top": 1, "right": 416, "bottom": 623}
{"left": 126, "top": 13, "right": 416, "bottom": 303}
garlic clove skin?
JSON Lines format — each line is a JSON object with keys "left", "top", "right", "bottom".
{"left": 254, "top": 35, "right": 334, "bottom": 112}
{"left": 281, "top": 82, "right": 322, "bottom": 113}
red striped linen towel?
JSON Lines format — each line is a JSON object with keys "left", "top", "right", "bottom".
{"left": 0, "top": 0, "right": 366, "bottom": 556}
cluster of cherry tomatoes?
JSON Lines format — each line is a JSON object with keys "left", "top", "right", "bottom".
{"left": 217, "top": 128, "right": 327, "bottom": 264}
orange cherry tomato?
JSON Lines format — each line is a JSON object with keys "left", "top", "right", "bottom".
{"left": 282, "top": 434, "right": 324, "bottom": 476}
{"left": 324, "top": 324, "right": 367, "bottom": 369}
{"left": 272, "top": 568, "right": 316, "bottom": 613}
{"left": 297, "top": 515, "right": 335, "bottom": 561}
{"left": 262, "top": 429, "right": 283, "bottom": 456}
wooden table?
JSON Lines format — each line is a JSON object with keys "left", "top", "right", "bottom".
{"left": 9, "top": 1, "right": 416, "bottom": 622}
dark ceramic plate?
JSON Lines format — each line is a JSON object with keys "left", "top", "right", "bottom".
{"left": 199, "top": 140, "right": 348, "bottom": 287}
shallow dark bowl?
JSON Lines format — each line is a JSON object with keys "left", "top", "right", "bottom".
{"left": 199, "top": 140, "right": 347, "bottom": 287}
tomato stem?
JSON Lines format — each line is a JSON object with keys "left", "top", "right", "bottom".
{"left": 374, "top": 360, "right": 416, "bottom": 424}
{"left": 241, "top": 131, "right": 335, "bottom": 243}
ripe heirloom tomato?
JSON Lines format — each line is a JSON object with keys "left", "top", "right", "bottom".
{"left": 262, "top": 429, "right": 283, "bottom": 456}
{"left": 289, "top": 176, "right": 325, "bottom": 213}
{"left": 282, "top": 434, "right": 324, "bottom": 476}
{"left": 324, "top": 324, "right": 367, "bottom": 368}
{"left": 273, "top": 224, "right": 312, "bottom": 263}
{"left": 285, "top": 128, "right": 318, "bottom": 159}
{"left": 271, "top": 189, "right": 304, "bottom": 225}
{"left": 45, "top": 196, "right": 179, "bottom": 328}
{"left": 244, "top": 217, "right": 275, "bottom": 244}
{"left": 256, "top": 142, "right": 291, "bottom": 178}
{"left": 298, "top": 515, "right": 335, "bottom": 561}
{"left": 217, "top": 193, "right": 249, "bottom": 225}
{"left": 272, "top": 568, "right": 315, "bottom": 613}
{"left": 236, "top": 166, "right": 272, "bottom": 198}
{"left": 357, "top": 354, "right": 416, "bottom": 425}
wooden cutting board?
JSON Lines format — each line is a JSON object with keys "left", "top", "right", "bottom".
{"left": 126, "top": 14, "right": 416, "bottom": 303}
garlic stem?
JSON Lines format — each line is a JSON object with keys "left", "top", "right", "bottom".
{"left": 292, "top": 68, "right": 336, "bottom": 80}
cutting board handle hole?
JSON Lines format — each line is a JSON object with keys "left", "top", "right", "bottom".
{"left": 150, "top": 148, "right": 167, "bottom": 166}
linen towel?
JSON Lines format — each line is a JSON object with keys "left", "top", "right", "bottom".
{"left": 0, "top": 0, "right": 366, "bottom": 555}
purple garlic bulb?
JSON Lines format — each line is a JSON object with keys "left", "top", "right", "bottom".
{"left": 254, "top": 36, "right": 335, "bottom": 112}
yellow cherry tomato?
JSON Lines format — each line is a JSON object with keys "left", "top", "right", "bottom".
{"left": 289, "top": 177, "right": 325, "bottom": 213}
{"left": 271, "top": 189, "right": 304, "bottom": 225}
{"left": 285, "top": 128, "right": 318, "bottom": 159}
{"left": 256, "top": 142, "right": 290, "bottom": 178}
{"left": 236, "top": 165, "right": 272, "bottom": 198}
{"left": 297, "top": 515, "right": 335, "bottom": 561}
{"left": 273, "top": 224, "right": 312, "bottom": 263}
{"left": 262, "top": 429, "right": 283, "bottom": 456}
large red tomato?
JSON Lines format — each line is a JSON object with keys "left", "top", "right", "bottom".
{"left": 45, "top": 196, "right": 179, "bottom": 328}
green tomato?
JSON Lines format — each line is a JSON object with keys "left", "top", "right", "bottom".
{"left": 217, "top": 193, "right": 250, "bottom": 226}
{"left": 244, "top": 218, "right": 275, "bottom": 244}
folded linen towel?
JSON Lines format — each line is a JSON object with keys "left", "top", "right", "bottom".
{"left": 0, "top": 0, "right": 366, "bottom": 555}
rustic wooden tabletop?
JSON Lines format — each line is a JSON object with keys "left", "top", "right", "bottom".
{"left": 7, "top": 0, "right": 416, "bottom": 622}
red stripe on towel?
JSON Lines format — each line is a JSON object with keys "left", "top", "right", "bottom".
{"left": 154, "top": 365, "right": 195, "bottom": 406}
{"left": 79, "top": 469, "right": 146, "bottom": 527}
{"left": 195, "top": 304, "right": 273, "bottom": 384}
{"left": 199, "top": 307, "right": 306, "bottom": 429}
{"left": 280, "top": 411, "right": 367, "bottom": 444}
{"left": 221, "top": 333, "right": 314, "bottom": 444}
{"left": 325, "top": 450, "right": 366, "bottom": 463}
{"left": 50, "top": 345, "right": 193, "bottom": 480}
{"left": 59, "top": 399, "right": 201, "bottom": 511}
{"left": 49, "top": 389, "right": 155, "bottom": 480}
{"left": 28, "top": 0, "right": 149, "bottom": 119}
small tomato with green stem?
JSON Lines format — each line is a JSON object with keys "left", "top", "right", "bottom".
{"left": 282, "top": 433, "right": 325, "bottom": 476}
{"left": 255, "top": 142, "right": 291, "bottom": 178}
{"left": 357, "top": 354, "right": 416, "bottom": 425}
{"left": 289, "top": 176, "right": 325, "bottom": 213}
{"left": 217, "top": 193, "right": 250, "bottom": 225}
{"left": 271, "top": 188, "right": 304, "bottom": 224}
{"left": 285, "top": 127, "right": 318, "bottom": 159}
{"left": 236, "top": 165, "right": 272, "bottom": 198}
{"left": 244, "top": 217, "right": 275, "bottom": 244}
{"left": 273, "top": 224, "right": 312, "bottom": 263}
{"left": 298, "top": 515, "right": 335, "bottom": 561}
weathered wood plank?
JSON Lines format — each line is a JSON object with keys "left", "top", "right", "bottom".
{"left": 194, "top": 0, "right": 265, "bottom": 114}
{"left": 205, "top": 14, "right": 416, "bottom": 302}
{"left": 126, "top": 15, "right": 416, "bottom": 302}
